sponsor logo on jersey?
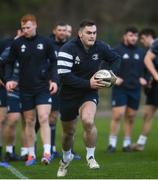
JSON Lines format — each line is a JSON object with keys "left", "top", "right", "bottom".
{"left": 21, "top": 44, "right": 26, "bottom": 52}
{"left": 75, "top": 56, "right": 80, "bottom": 64}
{"left": 123, "top": 53, "right": 129, "bottom": 59}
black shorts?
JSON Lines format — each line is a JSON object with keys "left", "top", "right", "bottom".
{"left": 0, "top": 86, "right": 7, "bottom": 107}
{"left": 51, "top": 94, "right": 59, "bottom": 111}
{"left": 20, "top": 89, "right": 52, "bottom": 111}
{"left": 59, "top": 91, "right": 99, "bottom": 121}
{"left": 7, "top": 90, "right": 21, "bottom": 113}
{"left": 111, "top": 86, "right": 141, "bottom": 110}
{"left": 146, "top": 84, "right": 158, "bottom": 106}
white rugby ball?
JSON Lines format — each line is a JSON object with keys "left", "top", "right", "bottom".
{"left": 94, "top": 69, "right": 113, "bottom": 88}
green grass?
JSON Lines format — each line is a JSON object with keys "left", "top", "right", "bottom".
{"left": 1, "top": 114, "right": 158, "bottom": 179}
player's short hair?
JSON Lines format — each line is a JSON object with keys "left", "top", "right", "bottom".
{"left": 54, "top": 22, "right": 67, "bottom": 27}
{"left": 139, "top": 28, "right": 156, "bottom": 38}
{"left": 124, "top": 26, "right": 138, "bottom": 34}
{"left": 21, "top": 14, "right": 37, "bottom": 24}
{"left": 79, "top": 19, "right": 96, "bottom": 30}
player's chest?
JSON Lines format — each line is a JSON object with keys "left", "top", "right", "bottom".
{"left": 18, "top": 41, "right": 46, "bottom": 57}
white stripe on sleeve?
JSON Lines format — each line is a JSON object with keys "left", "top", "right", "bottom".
{"left": 58, "top": 60, "right": 73, "bottom": 67}
{"left": 58, "top": 52, "right": 73, "bottom": 60}
{"left": 58, "top": 69, "right": 71, "bottom": 74}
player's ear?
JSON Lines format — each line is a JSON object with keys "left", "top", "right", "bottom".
{"left": 78, "top": 30, "right": 82, "bottom": 38}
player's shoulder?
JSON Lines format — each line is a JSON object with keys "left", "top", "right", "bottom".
{"left": 152, "top": 38, "right": 158, "bottom": 48}
{"left": 150, "top": 38, "right": 158, "bottom": 55}
{"left": 59, "top": 38, "right": 77, "bottom": 53}
{"left": 95, "top": 40, "right": 110, "bottom": 48}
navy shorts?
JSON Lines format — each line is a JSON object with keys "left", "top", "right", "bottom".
{"left": 7, "top": 91, "right": 21, "bottom": 113}
{"left": 51, "top": 94, "right": 59, "bottom": 111}
{"left": 111, "top": 86, "right": 141, "bottom": 110}
{"left": 59, "top": 91, "right": 99, "bottom": 121}
{"left": 0, "top": 86, "right": 7, "bottom": 107}
{"left": 146, "top": 83, "right": 158, "bottom": 106}
{"left": 20, "top": 89, "right": 52, "bottom": 111}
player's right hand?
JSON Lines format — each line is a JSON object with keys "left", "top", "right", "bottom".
{"left": 90, "top": 75, "right": 105, "bottom": 89}
{"left": 6, "top": 81, "right": 18, "bottom": 92}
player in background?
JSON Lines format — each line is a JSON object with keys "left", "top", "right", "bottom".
{"left": 49, "top": 22, "right": 67, "bottom": 159}
{"left": 35, "top": 22, "right": 81, "bottom": 160}
{"left": 0, "top": 29, "right": 29, "bottom": 161}
{"left": 0, "top": 38, "right": 8, "bottom": 161}
{"left": 5, "top": 14, "right": 57, "bottom": 166}
{"left": 106, "top": 27, "right": 147, "bottom": 153}
{"left": 131, "top": 28, "right": 158, "bottom": 151}
{"left": 65, "top": 24, "right": 72, "bottom": 40}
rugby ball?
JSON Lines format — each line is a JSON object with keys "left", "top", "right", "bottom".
{"left": 94, "top": 69, "right": 117, "bottom": 88}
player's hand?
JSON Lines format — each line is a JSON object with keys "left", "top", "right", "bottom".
{"left": 139, "top": 77, "right": 147, "bottom": 86}
{"left": 115, "top": 77, "right": 123, "bottom": 86}
{"left": 90, "top": 75, "right": 105, "bottom": 89}
{"left": 49, "top": 81, "right": 58, "bottom": 95}
{"left": 6, "top": 81, "right": 17, "bottom": 92}
{"left": 153, "top": 73, "right": 158, "bottom": 82}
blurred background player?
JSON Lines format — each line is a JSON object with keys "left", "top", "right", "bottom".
{"left": 65, "top": 24, "right": 72, "bottom": 40}
{"left": 0, "top": 29, "right": 28, "bottom": 161}
{"left": 0, "top": 38, "right": 8, "bottom": 161}
{"left": 49, "top": 22, "right": 67, "bottom": 159}
{"left": 35, "top": 22, "right": 81, "bottom": 160}
{"left": 131, "top": 28, "right": 158, "bottom": 151}
{"left": 5, "top": 14, "right": 58, "bottom": 166}
{"left": 106, "top": 27, "right": 147, "bottom": 153}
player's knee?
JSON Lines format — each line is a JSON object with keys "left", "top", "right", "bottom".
{"left": 49, "top": 112, "right": 58, "bottom": 124}
{"left": 63, "top": 129, "right": 75, "bottom": 139}
{"left": 113, "top": 113, "right": 123, "bottom": 122}
{"left": 7, "top": 116, "right": 19, "bottom": 124}
{"left": 144, "top": 111, "right": 153, "bottom": 121}
{"left": 126, "top": 113, "right": 135, "bottom": 123}
{"left": 83, "top": 120, "right": 94, "bottom": 132}
{"left": 25, "top": 118, "right": 35, "bottom": 127}
{"left": 0, "top": 118, "right": 6, "bottom": 127}
{"left": 39, "top": 114, "right": 49, "bottom": 125}
{"left": 81, "top": 112, "right": 94, "bottom": 123}
{"left": 5, "top": 119, "right": 17, "bottom": 128}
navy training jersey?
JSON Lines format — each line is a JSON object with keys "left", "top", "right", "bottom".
{"left": 57, "top": 37, "right": 121, "bottom": 99}
{"left": 114, "top": 43, "right": 145, "bottom": 89}
{"left": 49, "top": 34, "right": 66, "bottom": 57}
{"left": 5, "top": 34, "right": 57, "bottom": 93}
{"left": 150, "top": 38, "right": 158, "bottom": 70}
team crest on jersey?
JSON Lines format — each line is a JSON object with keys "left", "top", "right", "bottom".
{"left": 74, "top": 56, "right": 80, "bottom": 64}
{"left": 21, "top": 44, "right": 26, "bottom": 52}
{"left": 134, "top": 53, "right": 140, "bottom": 60}
{"left": 37, "top": 43, "right": 44, "bottom": 50}
{"left": 123, "top": 53, "right": 129, "bottom": 59}
{"left": 92, "top": 54, "right": 99, "bottom": 60}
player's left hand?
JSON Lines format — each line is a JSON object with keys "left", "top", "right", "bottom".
{"left": 139, "top": 77, "right": 147, "bottom": 86}
{"left": 49, "top": 81, "right": 58, "bottom": 95}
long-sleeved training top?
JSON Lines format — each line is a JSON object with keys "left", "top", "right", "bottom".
{"left": 57, "top": 37, "right": 121, "bottom": 99}
{"left": 5, "top": 34, "right": 57, "bottom": 93}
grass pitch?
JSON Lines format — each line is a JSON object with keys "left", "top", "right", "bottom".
{"left": 0, "top": 113, "right": 158, "bottom": 179}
